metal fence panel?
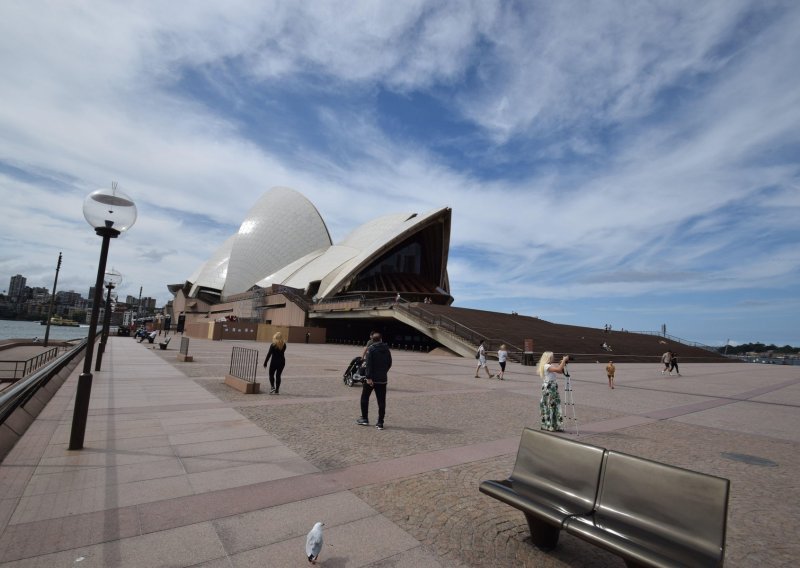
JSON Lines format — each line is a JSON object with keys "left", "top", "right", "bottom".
{"left": 229, "top": 346, "right": 259, "bottom": 383}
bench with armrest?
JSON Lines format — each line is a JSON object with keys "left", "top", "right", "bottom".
{"left": 480, "top": 428, "right": 730, "bottom": 567}
{"left": 564, "top": 450, "right": 730, "bottom": 568}
{"left": 478, "top": 428, "right": 606, "bottom": 549}
{"left": 158, "top": 336, "right": 171, "bottom": 350}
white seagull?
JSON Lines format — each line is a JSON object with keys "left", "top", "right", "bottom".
{"left": 305, "top": 521, "right": 324, "bottom": 564}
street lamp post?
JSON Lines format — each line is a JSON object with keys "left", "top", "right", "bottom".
{"left": 43, "top": 252, "right": 63, "bottom": 348}
{"left": 69, "top": 184, "right": 136, "bottom": 451}
{"left": 95, "top": 268, "right": 122, "bottom": 371}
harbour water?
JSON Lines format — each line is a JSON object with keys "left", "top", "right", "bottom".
{"left": 0, "top": 320, "right": 90, "bottom": 342}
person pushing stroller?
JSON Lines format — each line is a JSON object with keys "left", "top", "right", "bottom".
{"left": 356, "top": 332, "right": 392, "bottom": 430}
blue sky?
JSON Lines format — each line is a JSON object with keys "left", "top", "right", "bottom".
{"left": 0, "top": 1, "right": 798, "bottom": 347}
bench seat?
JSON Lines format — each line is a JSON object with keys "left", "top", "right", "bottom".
{"left": 564, "top": 451, "right": 729, "bottom": 567}
{"left": 479, "top": 428, "right": 606, "bottom": 549}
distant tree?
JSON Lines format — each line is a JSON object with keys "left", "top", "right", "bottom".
{"left": 719, "top": 342, "right": 799, "bottom": 355}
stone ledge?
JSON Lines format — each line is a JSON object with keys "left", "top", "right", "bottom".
{"left": 224, "top": 374, "right": 260, "bottom": 394}
{"left": 177, "top": 353, "right": 194, "bottom": 362}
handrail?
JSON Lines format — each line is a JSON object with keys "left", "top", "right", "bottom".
{"left": 0, "top": 347, "right": 61, "bottom": 382}
{"left": 271, "top": 285, "right": 312, "bottom": 311}
{"left": 312, "top": 294, "right": 368, "bottom": 309}
{"left": 0, "top": 339, "right": 86, "bottom": 427}
{"left": 626, "top": 330, "right": 718, "bottom": 352}
{"left": 396, "top": 303, "right": 524, "bottom": 356}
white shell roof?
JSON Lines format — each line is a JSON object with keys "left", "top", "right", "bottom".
{"left": 317, "top": 207, "right": 447, "bottom": 298}
{"left": 183, "top": 188, "right": 449, "bottom": 301}
{"left": 221, "top": 187, "right": 331, "bottom": 296}
{"left": 254, "top": 207, "right": 449, "bottom": 298}
{"left": 189, "top": 234, "right": 237, "bottom": 297}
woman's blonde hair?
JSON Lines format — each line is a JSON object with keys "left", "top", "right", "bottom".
{"left": 499, "top": 344, "right": 506, "bottom": 350}
{"left": 272, "top": 331, "right": 285, "bottom": 349}
{"left": 537, "top": 351, "right": 554, "bottom": 378}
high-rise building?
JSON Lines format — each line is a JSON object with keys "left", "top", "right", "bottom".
{"left": 9, "top": 274, "right": 26, "bottom": 302}
{"left": 30, "top": 287, "right": 49, "bottom": 301}
{"left": 56, "top": 290, "right": 82, "bottom": 305}
{"left": 141, "top": 297, "right": 157, "bottom": 314}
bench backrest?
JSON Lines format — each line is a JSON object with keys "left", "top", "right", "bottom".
{"left": 510, "top": 428, "right": 606, "bottom": 515}
{"left": 595, "top": 451, "right": 729, "bottom": 563}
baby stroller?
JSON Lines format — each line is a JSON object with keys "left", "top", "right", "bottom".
{"left": 342, "top": 356, "right": 367, "bottom": 387}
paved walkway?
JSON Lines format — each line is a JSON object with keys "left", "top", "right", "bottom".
{"left": 0, "top": 337, "right": 798, "bottom": 566}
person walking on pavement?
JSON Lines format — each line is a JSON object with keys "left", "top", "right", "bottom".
{"left": 606, "top": 360, "right": 616, "bottom": 389}
{"left": 263, "top": 332, "right": 287, "bottom": 394}
{"left": 661, "top": 351, "right": 672, "bottom": 375}
{"left": 669, "top": 352, "right": 681, "bottom": 376}
{"left": 474, "top": 339, "right": 494, "bottom": 378}
{"left": 496, "top": 344, "right": 508, "bottom": 380}
{"left": 356, "top": 332, "right": 392, "bottom": 430}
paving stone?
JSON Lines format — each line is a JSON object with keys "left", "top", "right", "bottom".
{"left": 0, "top": 337, "right": 796, "bottom": 567}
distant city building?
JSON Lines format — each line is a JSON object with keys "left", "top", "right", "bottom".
{"left": 56, "top": 290, "right": 82, "bottom": 306}
{"left": 141, "top": 297, "right": 157, "bottom": 314}
{"left": 29, "top": 287, "right": 49, "bottom": 301}
{"left": 9, "top": 274, "right": 26, "bottom": 302}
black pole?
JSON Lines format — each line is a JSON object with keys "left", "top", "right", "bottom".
{"left": 69, "top": 224, "right": 119, "bottom": 450}
{"left": 94, "top": 283, "right": 114, "bottom": 371}
{"left": 137, "top": 285, "right": 142, "bottom": 324}
{"left": 43, "top": 252, "right": 63, "bottom": 347}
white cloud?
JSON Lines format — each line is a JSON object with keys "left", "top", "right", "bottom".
{"left": 0, "top": 1, "right": 797, "bottom": 344}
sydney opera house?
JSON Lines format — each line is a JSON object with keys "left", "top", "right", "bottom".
{"left": 169, "top": 187, "right": 455, "bottom": 347}
{"left": 169, "top": 187, "right": 726, "bottom": 362}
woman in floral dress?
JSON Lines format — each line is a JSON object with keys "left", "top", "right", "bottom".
{"left": 538, "top": 351, "right": 569, "bottom": 431}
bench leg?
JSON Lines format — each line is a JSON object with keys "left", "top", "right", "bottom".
{"left": 524, "top": 513, "right": 560, "bottom": 550}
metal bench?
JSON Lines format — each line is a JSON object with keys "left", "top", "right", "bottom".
{"left": 565, "top": 450, "right": 730, "bottom": 568}
{"left": 481, "top": 430, "right": 730, "bottom": 567}
{"left": 478, "top": 428, "right": 606, "bottom": 549}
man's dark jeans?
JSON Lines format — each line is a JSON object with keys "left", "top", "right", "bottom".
{"left": 360, "top": 382, "right": 386, "bottom": 424}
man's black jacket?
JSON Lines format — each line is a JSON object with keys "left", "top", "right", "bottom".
{"left": 365, "top": 342, "right": 392, "bottom": 384}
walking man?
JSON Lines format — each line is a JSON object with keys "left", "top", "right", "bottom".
{"left": 661, "top": 351, "right": 672, "bottom": 375}
{"left": 356, "top": 332, "right": 392, "bottom": 430}
{"left": 606, "top": 360, "right": 616, "bottom": 389}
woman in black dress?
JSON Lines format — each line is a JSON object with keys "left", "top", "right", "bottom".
{"left": 263, "top": 332, "right": 287, "bottom": 394}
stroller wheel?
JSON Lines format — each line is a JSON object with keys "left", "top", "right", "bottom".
{"left": 345, "top": 375, "right": 354, "bottom": 387}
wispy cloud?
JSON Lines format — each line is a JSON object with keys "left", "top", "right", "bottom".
{"left": 0, "top": 1, "right": 797, "bottom": 345}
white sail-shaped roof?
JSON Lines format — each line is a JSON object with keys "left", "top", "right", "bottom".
{"left": 253, "top": 207, "right": 450, "bottom": 298}
{"left": 179, "top": 187, "right": 451, "bottom": 303}
{"left": 221, "top": 187, "right": 331, "bottom": 296}
{"left": 316, "top": 207, "right": 449, "bottom": 298}
{"left": 188, "top": 234, "right": 237, "bottom": 297}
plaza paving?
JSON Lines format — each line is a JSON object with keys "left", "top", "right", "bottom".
{"left": 0, "top": 336, "right": 798, "bottom": 567}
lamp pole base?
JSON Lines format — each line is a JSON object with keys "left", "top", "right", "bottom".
{"left": 68, "top": 371, "right": 93, "bottom": 450}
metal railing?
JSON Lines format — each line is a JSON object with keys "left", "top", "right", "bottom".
{"left": 312, "top": 294, "right": 368, "bottom": 311}
{"left": 395, "top": 303, "right": 524, "bottom": 360}
{"left": 0, "top": 347, "right": 60, "bottom": 382}
{"left": 272, "top": 285, "right": 312, "bottom": 311}
{"left": 229, "top": 346, "right": 259, "bottom": 383}
{"left": 0, "top": 340, "right": 86, "bottom": 429}
{"left": 626, "top": 330, "right": 719, "bottom": 353}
